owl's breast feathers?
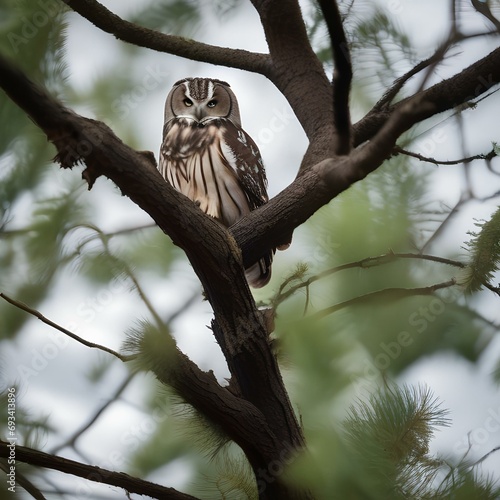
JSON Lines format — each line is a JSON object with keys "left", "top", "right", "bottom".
{"left": 159, "top": 117, "right": 273, "bottom": 288}
{"left": 160, "top": 118, "right": 267, "bottom": 223}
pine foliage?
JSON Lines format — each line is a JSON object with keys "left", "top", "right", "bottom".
{"left": 463, "top": 207, "right": 500, "bottom": 292}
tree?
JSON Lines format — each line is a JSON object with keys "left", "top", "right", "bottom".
{"left": 1, "top": 0, "right": 500, "bottom": 498}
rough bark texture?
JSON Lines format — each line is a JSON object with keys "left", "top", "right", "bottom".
{"left": 1, "top": 1, "right": 500, "bottom": 498}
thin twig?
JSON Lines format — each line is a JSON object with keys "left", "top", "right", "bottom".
{"left": 472, "top": 0, "right": 500, "bottom": 31}
{"left": 50, "top": 372, "right": 136, "bottom": 455}
{"left": 71, "top": 224, "right": 165, "bottom": 329}
{"left": 420, "top": 197, "right": 468, "bottom": 253}
{"left": 275, "top": 252, "right": 465, "bottom": 306}
{"left": 393, "top": 145, "right": 498, "bottom": 166}
{"left": 311, "top": 279, "right": 457, "bottom": 320}
{"left": 470, "top": 445, "right": 500, "bottom": 468}
{"left": 0, "top": 293, "right": 133, "bottom": 362}
{"left": 374, "top": 50, "right": 448, "bottom": 111}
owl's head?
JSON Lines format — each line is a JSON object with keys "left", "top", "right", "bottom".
{"left": 164, "top": 77, "right": 241, "bottom": 127}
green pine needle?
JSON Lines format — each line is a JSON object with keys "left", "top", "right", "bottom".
{"left": 343, "top": 384, "right": 450, "bottom": 497}
{"left": 463, "top": 208, "right": 500, "bottom": 292}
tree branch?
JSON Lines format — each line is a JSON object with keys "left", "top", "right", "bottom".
{"left": 232, "top": 94, "right": 437, "bottom": 267}
{"left": 318, "top": 0, "right": 352, "bottom": 154}
{"left": 373, "top": 50, "right": 447, "bottom": 111}
{"left": 61, "top": 0, "right": 271, "bottom": 75}
{"left": 312, "top": 279, "right": 457, "bottom": 320}
{"left": 354, "top": 46, "right": 500, "bottom": 148}
{"left": 0, "top": 441, "right": 198, "bottom": 500}
{"left": 472, "top": 0, "right": 500, "bottom": 31}
{"left": 420, "top": 197, "right": 467, "bottom": 253}
{"left": 0, "top": 292, "right": 132, "bottom": 362}
{"left": 274, "top": 252, "right": 465, "bottom": 306}
{"left": 393, "top": 144, "right": 498, "bottom": 166}
{"left": 251, "top": 0, "right": 333, "bottom": 145}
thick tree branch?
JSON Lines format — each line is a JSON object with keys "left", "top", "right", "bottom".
{"left": 61, "top": 0, "right": 271, "bottom": 75}
{"left": 0, "top": 441, "right": 198, "bottom": 500}
{"left": 233, "top": 95, "right": 436, "bottom": 267}
{"left": 318, "top": 0, "right": 352, "bottom": 154}
{"left": 251, "top": 0, "right": 334, "bottom": 145}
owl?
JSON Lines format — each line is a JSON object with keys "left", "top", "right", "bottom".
{"left": 159, "top": 77, "right": 272, "bottom": 288}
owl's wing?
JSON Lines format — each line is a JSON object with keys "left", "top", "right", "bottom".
{"left": 219, "top": 120, "right": 268, "bottom": 210}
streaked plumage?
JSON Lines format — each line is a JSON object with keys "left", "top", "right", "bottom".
{"left": 159, "top": 77, "right": 272, "bottom": 287}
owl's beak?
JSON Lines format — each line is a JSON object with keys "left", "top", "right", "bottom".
{"left": 193, "top": 105, "right": 205, "bottom": 122}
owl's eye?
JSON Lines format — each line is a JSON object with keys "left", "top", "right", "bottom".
{"left": 207, "top": 100, "right": 217, "bottom": 108}
{"left": 183, "top": 98, "right": 193, "bottom": 107}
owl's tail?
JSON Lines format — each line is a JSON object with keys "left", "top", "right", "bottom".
{"left": 245, "top": 252, "right": 273, "bottom": 288}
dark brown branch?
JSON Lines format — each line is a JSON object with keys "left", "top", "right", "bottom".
{"left": 393, "top": 145, "right": 498, "bottom": 166}
{"left": 312, "top": 279, "right": 457, "bottom": 320}
{"left": 251, "top": 0, "right": 333, "bottom": 145}
{"left": 0, "top": 441, "right": 198, "bottom": 500}
{"left": 61, "top": 0, "right": 271, "bottom": 75}
{"left": 0, "top": 292, "right": 132, "bottom": 361}
{"left": 472, "top": 0, "right": 500, "bottom": 31}
{"left": 233, "top": 95, "right": 437, "bottom": 267}
{"left": 318, "top": 0, "right": 352, "bottom": 154}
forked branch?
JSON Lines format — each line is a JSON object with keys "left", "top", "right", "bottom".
{"left": 61, "top": 0, "right": 271, "bottom": 74}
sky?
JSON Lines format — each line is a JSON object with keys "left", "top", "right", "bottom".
{"left": 2, "top": 0, "right": 500, "bottom": 497}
